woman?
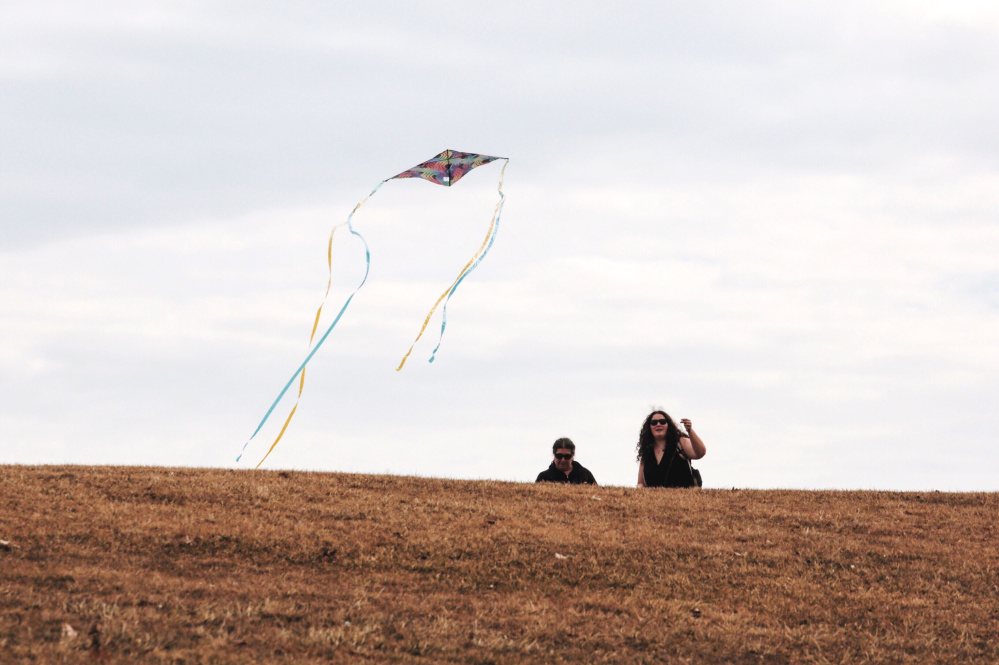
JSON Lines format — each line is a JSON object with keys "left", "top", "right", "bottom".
{"left": 636, "top": 410, "right": 706, "bottom": 488}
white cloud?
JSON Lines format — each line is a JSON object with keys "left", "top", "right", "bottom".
{"left": 2, "top": 1, "right": 998, "bottom": 489}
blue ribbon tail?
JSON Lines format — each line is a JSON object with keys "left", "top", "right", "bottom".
{"left": 237, "top": 182, "right": 380, "bottom": 462}
{"left": 428, "top": 160, "right": 507, "bottom": 363}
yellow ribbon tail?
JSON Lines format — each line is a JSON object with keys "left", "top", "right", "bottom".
{"left": 249, "top": 181, "right": 384, "bottom": 468}
{"left": 254, "top": 404, "right": 297, "bottom": 470}
{"left": 254, "top": 367, "right": 307, "bottom": 469}
{"left": 396, "top": 161, "right": 506, "bottom": 371}
{"left": 396, "top": 283, "right": 456, "bottom": 370}
{"left": 396, "top": 235, "right": 490, "bottom": 370}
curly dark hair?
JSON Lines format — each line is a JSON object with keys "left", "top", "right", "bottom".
{"left": 635, "top": 410, "right": 683, "bottom": 465}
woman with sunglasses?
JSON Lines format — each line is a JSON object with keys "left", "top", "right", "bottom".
{"left": 636, "top": 410, "right": 706, "bottom": 488}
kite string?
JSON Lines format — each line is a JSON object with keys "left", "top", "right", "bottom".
{"left": 396, "top": 159, "right": 508, "bottom": 371}
{"left": 237, "top": 181, "right": 383, "bottom": 464}
{"left": 428, "top": 159, "right": 508, "bottom": 363}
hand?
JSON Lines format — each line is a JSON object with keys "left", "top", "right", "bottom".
{"left": 680, "top": 418, "right": 693, "bottom": 434}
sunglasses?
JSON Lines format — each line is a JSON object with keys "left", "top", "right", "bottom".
{"left": 554, "top": 453, "right": 573, "bottom": 460}
{"left": 650, "top": 418, "right": 668, "bottom": 426}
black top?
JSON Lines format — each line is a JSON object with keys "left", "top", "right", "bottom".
{"left": 535, "top": 461, "right": 597, "bottom": 485}
{"left": 642, "top": 444, "right": 697, "bottom": 488}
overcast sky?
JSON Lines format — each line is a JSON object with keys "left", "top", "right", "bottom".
{"left": 2, "top": 1, "right": 998, "bottom": 489}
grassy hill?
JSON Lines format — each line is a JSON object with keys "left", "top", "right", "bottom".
{"left": 1, "top": 465, "right": 997, "bottom": 664}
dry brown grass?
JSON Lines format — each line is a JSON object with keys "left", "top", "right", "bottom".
{"left": 1, "top": 465, "right": 997, "bottom": 664}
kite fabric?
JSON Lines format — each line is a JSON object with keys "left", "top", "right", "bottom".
{"left": 238, "top": 149, "right": 508, "bottom": 469}
{"left": 392, "top": 150, "right": 502, "bottom": 187}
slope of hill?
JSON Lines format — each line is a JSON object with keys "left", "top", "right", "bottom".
{"left": 1, "top": 465, "right": 996, "bottom": 663}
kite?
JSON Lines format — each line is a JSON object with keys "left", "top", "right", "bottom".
{"left": 237, "top": 149, "right": 509, "bottom": 468}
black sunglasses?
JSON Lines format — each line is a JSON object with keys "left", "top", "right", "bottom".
{"left": 554, "top": 453, "right": 573, "bottom": 460}
{"left": 650, "top": 418, "right": 668, "bottom": 426}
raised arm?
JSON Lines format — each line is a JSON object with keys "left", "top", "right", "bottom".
{"left": 679, "top": 419, "right": 706, "bottom": 460}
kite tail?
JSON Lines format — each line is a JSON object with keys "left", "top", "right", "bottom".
{"left": 428, "top": 160, "right": 508, "bottom": 363}
{"left": 396, "top": 159, "right": 508, "bottom": 370}
{"left": 237, "top": 181, "right": 382, "bottom": 466}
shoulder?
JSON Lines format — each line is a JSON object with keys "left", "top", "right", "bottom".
{"left": 572, "top": 462, "right": 597, "bottom": 484}
{"left": 536, "top": 467, "right": 558, "bottom": 482}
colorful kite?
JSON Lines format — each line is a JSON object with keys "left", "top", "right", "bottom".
{"left": 237, "top": 149, "right": 509, "bottom": 468}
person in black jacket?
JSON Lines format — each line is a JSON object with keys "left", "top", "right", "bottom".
{"left": 535, "top": 438, "right": 597, "bottom": 485}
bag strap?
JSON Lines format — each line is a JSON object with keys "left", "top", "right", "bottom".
{"left": 663, "top": 446, "right": 681, "bottom": 485}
